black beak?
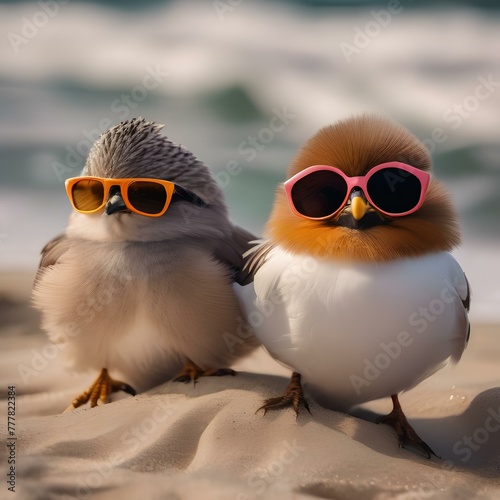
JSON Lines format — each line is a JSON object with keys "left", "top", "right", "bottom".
{"left": 105, "top": 188, "right": 128, "bottom": 216}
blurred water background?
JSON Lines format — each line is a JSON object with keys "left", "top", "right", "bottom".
{"left": 0, "top": 0, "right": 499, "bottom": 321}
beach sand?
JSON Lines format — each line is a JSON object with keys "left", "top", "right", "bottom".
{"left": 0, "top": 271, "right": 498, "bottom": 499}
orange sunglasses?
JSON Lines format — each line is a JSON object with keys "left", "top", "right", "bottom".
{"left": 65, "top": 176, "right": 207, "bottom": 217}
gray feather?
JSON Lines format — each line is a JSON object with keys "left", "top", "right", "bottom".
{"left": 211, "top": 225, "right": 257, "bottom": 285}
{"left": 38, "top": 234, "right": 70, "bottom": 269}
{"left": 241, "top": 240, "right": 276, "bottom": 285}
{"left": 33, "top": 117, "right": 259, "bottom": 392}
{"left": 85, "top": 117, "right": 222, "bottom": 207}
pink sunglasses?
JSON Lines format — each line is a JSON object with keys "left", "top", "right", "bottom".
{"left": 284, "top": 162, "right": 430, "bottom": 220}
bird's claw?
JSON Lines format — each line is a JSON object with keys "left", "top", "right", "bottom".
{"left": 113, "top": 381, "right": 136, "bottom": 397}
{"left": 379, "top": 403, "right": 440, "bottom": 459}
{"left": 204, "top": 368, "right": 237, "bottom": 377}
{"left": 64, "top": 368, "right": 136, "bottom": 412}
{"left": 173, "top": 359, "right": 236, "bottom": 385}
{"left": 257, "top": 372, "right": 311, "bottom": 417}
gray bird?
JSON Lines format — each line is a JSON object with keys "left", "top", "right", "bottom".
{"left": 33, "top": 118, "right": 258, "bottom": 410}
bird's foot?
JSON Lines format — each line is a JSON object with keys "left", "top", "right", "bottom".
{"left": 258, "top": 372, "right": 310, "bottom": 417}
{"left": 173, "top": 359, "right": 236, "bottom": 385}
{"left": 379, "top": 395, "right": 440, "bottom": 459}
{"left": 64, "top": 368, "right": 136, "bottom": 412}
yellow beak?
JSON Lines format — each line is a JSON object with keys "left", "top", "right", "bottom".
{"left": 350, "top": 192, "right": 369, "bottom": 220}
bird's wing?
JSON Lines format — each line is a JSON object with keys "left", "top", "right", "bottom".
{"left": 461, "top": 273, "right": 471, "bottom": 312}
{"left": 461, "top": 273, "right": 471, "bottom": 343}
{"left": 240, "top": 239, "right": 276, "bottom": 285}
{"left": 446, "top": 257, "right": 471, "bottom": 359}
{"left": 212, "top": 225, "right": 259, "bottom": 286}
{"left": 35, "top": 234, "right": 72, "bottom": 285}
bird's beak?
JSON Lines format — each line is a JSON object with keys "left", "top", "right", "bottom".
{"left": 105, "top": 190, "right": 128, "bottom": 216}
{"left": 349, "top": 190, "right": 369, "bottom": 220}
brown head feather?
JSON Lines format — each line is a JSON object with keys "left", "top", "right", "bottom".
{"left": 267, "top": 115, "right": 461, "bottom": 262}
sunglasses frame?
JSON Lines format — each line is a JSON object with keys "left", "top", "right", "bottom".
{"left": 284, "top": 161, "right": 431, "bottom": 220}
{"left": 65, "top": 176, "right": 207, "bottom": 217}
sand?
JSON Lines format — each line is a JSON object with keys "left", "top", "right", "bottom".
{"left": 0, "top": 271, "right": 499, "bottom": 499}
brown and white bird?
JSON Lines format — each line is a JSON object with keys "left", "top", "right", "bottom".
{"left": 33, "top": 118, "right": 258, "bottom": 410}
{"left": 239, "top": 115, "right": 470, "bottom": 457}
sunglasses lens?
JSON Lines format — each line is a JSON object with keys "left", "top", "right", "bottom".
{"left": 71, "top": 179, "right": 105, "bottom": 212}
{"left": 291, "top": 170, "right": 348, "bottom": 218}
{"left": 127, "top": 181, "right": 168, "bottom": 214}
{"left": 367, "top": 168, "right": 422, "bottom": 214}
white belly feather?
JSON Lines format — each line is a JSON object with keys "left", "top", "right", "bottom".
{"left": 34, "top": 242, "right": 253, "bottom": 392}
{"left": 239, "top": 248, "right": 469, "bottom": 410}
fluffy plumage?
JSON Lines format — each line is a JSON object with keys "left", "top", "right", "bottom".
{"left": 240, "top": 114, "right": 470, "bottom": 456}
{"left": 33, "top": 118, "right": 258, "bottom": 406}
{"left": 267, "top": 115, "right": 461, "bottom": 262}
{"left": 243, "top": 247, "right": 469, "bottom": 409}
